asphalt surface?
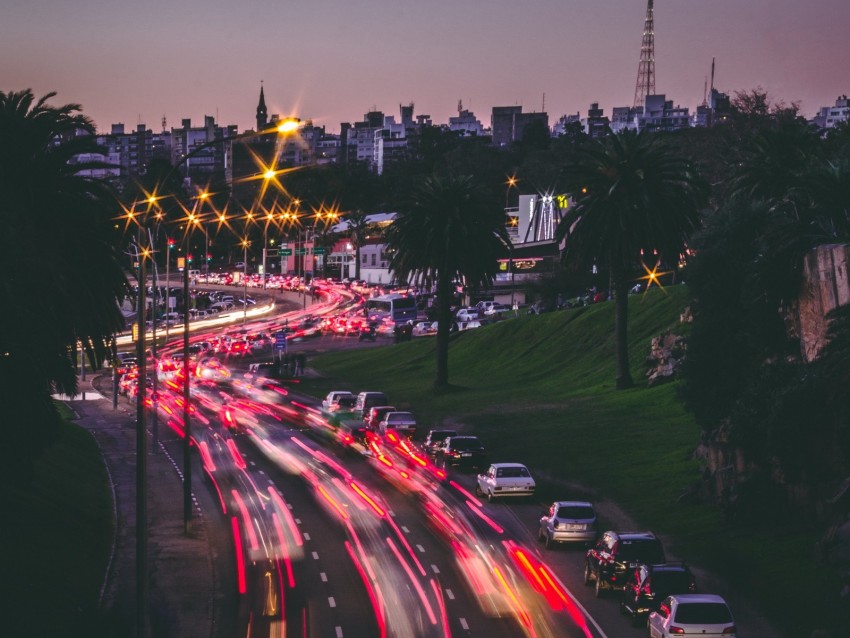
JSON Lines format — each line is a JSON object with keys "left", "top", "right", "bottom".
{"left": 72, "top": 373, "right": 237, "bottom": 638}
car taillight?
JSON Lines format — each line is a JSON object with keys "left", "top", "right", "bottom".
{"left": 722, "top": 626, "right": 736, "bottom": 635}
{"left": 641, "top": 582, "right": 652, "bottom": 595}
{"left": 669, "top": 627, "right": 685, "bottom": 635}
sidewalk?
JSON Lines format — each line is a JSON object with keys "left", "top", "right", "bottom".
{"left": 68, "top": 374, "right": 228, "bottom": 638}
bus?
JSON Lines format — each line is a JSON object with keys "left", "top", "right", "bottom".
{"left": 364, "top": 293, "right": 418, "bottom": 323}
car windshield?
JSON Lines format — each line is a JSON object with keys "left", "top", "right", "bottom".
{"left": 557, "top": 506, "right": 595, "bottom": 520}
{"left": 617, "top": 539, "right": 664, "bottom": 563}
{"left": 651, "top": 571, "right": 692, "bottom": 593}
{"left": 496, "top": 466, "right": 529, "bottom": 478}
{"left": 674, "top": 602, "right": 732, "bottom": 624}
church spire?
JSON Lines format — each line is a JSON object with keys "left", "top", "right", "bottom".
{"left": 256, "top": 82, "right": 268, "bottom": 131}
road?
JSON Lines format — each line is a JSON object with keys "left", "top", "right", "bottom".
{"left": 103, "top": 281, "right": 773, "bottom": 637}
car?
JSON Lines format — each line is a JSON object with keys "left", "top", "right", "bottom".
{"left": 538, "top": 501, "right": 598, "bottom": 548}
{"left": 475, "top": 463, "right": 536, "bottom": 502}
{"left": 195, "top": 356, "right": 230, "bottom": 381}
{"left": 422, "top": 429, "right": 457, "bottom": 456}
{"left": 620, "top": 562, "right": 696, "bottom": 625}
{"left": 484, "top": 303, "right": 510, "bottom": 316}
{"left": 437, "top": 435, "right": 487, "bottom": 469}
{"left": 585, "top": 531, "right": 666, "bottom": 597}
{"left": 647, "top": 594, "right": 736, "bottom": 637}
{"left": 354, "top": 391, "right": 389, "bottom": 418}
{"left": 364, "top": 405, "right": 397, "bottom": 431}
{"left": 378, "top": 411, "right": 418, "bottom": 439}
{"left": 455, "top": 307, "right": 479, "bottom": 322}
{"left": 322, "top": 390, "right": 356, "bottom": 411}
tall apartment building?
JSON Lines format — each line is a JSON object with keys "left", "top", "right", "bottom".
{"left": 491, "top": 106, "right": 549, "bottom": 147}
{"left": 91, "top": 123, "right": 171, "bottom": 184}
{"left": 171, "top": 116, "right": 237, "bottom": 181}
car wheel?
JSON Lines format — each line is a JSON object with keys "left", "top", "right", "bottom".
{"left": 487, "top": 491, "right": 495, "bottom": 503}
{"left": 544, "top": 533, "right": 552, "bottom": 549}
{"left": 475, "top": 484, "right": 483, "bottom": 497}
{"left": 583, "top": 562, "right": 592, "bottom": 586}
{"left": 594, "top": 572, "right": 605, "bottom": 598}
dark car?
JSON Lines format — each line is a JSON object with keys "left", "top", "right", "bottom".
{"left": 436, "top": 435, "right": 487, "bottom": 469}
{"left": 620, "top": 562, "right": 696, "bottom": 625}
{"left": 423, "top": 429, "right": 457, "bottom": 456}
{"left": 364, "top": 405, "right": 397, "bottom": 431}
{"left": 584, "top": 531, "right": 665, "bottom": 597}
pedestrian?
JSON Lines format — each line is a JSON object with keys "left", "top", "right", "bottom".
{"left": 295, "top": 352, "right": 306, "bottom": 377}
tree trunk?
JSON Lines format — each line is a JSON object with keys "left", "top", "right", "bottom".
{"left": 613, "top": 275, "right": 634, "bottom": 389}
{"left": 434, "top": 273, "right": 453, "bottom": 389}
{"left": 354, "top": 243, "right": 361, "bottom": 281}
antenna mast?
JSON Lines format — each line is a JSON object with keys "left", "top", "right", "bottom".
{"left": 633, "top": 0, "right": 656, "bottom": 109}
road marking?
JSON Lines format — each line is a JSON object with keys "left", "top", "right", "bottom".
{"left": 312, "top": 551, "right": 319, "bottom": 560}
{"left": 328, "top": 597, "right": 336, "bottom": 608}
{"left": 295, "top": 518, "right": 302, "bottom": 524}
{"left": 416, "top": 544, "right": 425, "bottom": 553}
{"left": 446, "top": 589, "right": 455, "bottom": 600}
{"left": 303, "top": 533, "right": 311, "bottom": 541}
{"left": 258, "top": 470, "right": 265, "bottom": 475}
{"left": 388, "top": 509, "right": 396, "bottom": 517}
{"left": 320, "top": 572, "right": 328, "bottom": 582}
{"left": 431, "top": 564, "right": 440, "bottom": 574}
{"left": 459, "top": 618, "right": 469, "bottom": 630}
{"left": 250, "top": 461, "right": 256, "bottom": 466}
{"left": 401, "top": 525, "right": 410, "bottom": 533}
{"left": 335, "top": 627, "right": 343, "bottom": 638}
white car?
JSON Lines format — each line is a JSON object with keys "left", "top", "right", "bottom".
{"left": 322, "top": 390, "right": 355, "bottom": 411}
{"left": 475, "top": 463, "right": 536, "bottom": 502}
{"left": 455, "top": 307, "right": 479, "bottom": 322}
{"left": 648, "top": 594, "right": 736, "bottom": 638}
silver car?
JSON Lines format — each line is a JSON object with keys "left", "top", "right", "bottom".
{"left": 539, "top": 500, "right": 598, "bottom": 548}
{"left": 648, "top": 594, "right": 736, "bottom": 638}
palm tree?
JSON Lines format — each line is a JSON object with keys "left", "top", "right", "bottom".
{"left": 556, "top": 130, "right": 707, "bottom": 389}
{"left": 385, "top": 174, "right": 508, "bottom": 388}
{"left": 0, "top": 89, "right": 128, "bottom": 479}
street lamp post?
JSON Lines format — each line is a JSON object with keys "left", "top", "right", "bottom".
{"left": 242, "top": 238, "right": 249, "bottom": 326}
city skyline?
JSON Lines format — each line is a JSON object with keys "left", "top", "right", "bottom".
{"left": 3, "top": 0, "right": 848, "bottom": 134}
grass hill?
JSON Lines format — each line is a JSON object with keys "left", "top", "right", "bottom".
{"left": 303, "top": 284, "right": 830, "bottom": 637}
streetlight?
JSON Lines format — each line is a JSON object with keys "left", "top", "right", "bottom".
{"left": 241, "top": 237, "right": 249, "bottom": 326}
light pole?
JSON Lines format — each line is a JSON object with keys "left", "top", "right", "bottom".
{"left": 241, "top": 237, "right": 249, "bottom": 326}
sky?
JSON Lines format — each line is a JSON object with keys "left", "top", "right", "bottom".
{"left": 3, "top": 0, "right": 848, "bottom": 135}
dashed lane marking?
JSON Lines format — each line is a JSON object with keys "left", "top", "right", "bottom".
{"left": 431, "top": 564, "right": 440, "bottom": 574}
{"left": 303, "top": 533, "right": 311, "bottom": 541}
{"left": 328, "top": 597, "right": 336, "bottom": 608}
{"left": 459, "top": 618, "right": 469, "bottom": 630}
{"left": 446, "top": 589, "right": 455, "bottom": 600}
{"left": 416, "top": 544, "right": 425, "bottom": 553}
{"left": 312, "top": 551, "right": 319, "bottom": 560}
{"left": 320, "top": 572, "right": 328, "bottom": 583}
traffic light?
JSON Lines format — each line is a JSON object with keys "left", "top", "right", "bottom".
{"left": 167, "top": 238, "right": 175, "bottom": 250}
{"left": 187, "top": 254, "right": 193, "bottom": 264}
{"left": 206, "top": 253, "right": 212, "bottom": 262}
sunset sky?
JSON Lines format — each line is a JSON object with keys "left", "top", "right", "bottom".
{"left": 3, "top": 0, "right": 848, "bottom": 134}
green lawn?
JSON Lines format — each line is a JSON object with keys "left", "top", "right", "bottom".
{"left": 1, "top": 409, "right": 113, "bottom": 635}
{"left": 300, "top": 285, "right": 839, "bottom": 637}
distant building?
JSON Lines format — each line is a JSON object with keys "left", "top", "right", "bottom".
{"left": 491, "top": 106, "right": 549, "bottom": 147}
{"left": 449, "top": 103, "right": 486, "bottom": 137}
{"left": 811, "top": 95, "right": 850, "bottom": 130}
{"left": 88, "top": 123, "right": 171, "bottom": 184}
{"left": 171, "top": 115, "right": 237, "bottom": 180}
{"left": 584, "top": 102, "right": 611, "bottom": 138}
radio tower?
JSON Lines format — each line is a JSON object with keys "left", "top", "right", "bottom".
{"left": 633, "top": 0, "right": 656, "bottom": 109}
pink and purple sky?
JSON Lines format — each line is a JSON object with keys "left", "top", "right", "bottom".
{"left": 3, "top": 0, "right": 848, "bottom": 134}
